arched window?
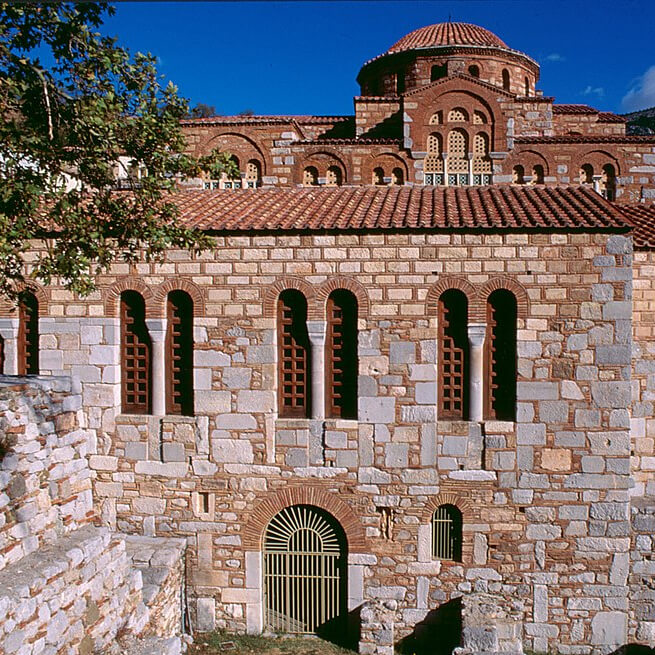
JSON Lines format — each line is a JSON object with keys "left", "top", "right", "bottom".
{"left": 580, "top": 163, "right": 594, "bottom": 184}
{"left": 485, "top": 290, "right": 517, "bottom": 421}
{"left": 391, "top": 167, "right": 404, "bottom": 186}
{"left": 532, "top": 164, "right": 545, "bottom": 184}
{"left": 326, "top": 166, "right": 342, "bottom": 187}
{"left": 121, "top": 291, "right": 151, "bottom": 414}
{"left": 303, "top": 166, "right": 319, "bottom": 186}
{"left": 372, "top": 167, "right": 385, "bottom": 186}
{"left": 472, "top": 133, "right": 492, "bottom": 184}
{"left": 166, "top": 291, "right": 194, "bottom": 416}
{"left": 326, "top": 290, "right": 358, "bottom": 419}
{"left": 447, "top": 129, "right": 469, "bottom": 175}
{"left": 502, "top": 69, "right": 510, "bottom": 91}
{"left": 278, "top": 290, "right": 310, "bottom": 418}
{"left": 602, "top": 163, "right": 616, "bottom": 201}
{"left": 438, "top": 290, "right": 468, "bottom": 420}
{"left": 18, "top": 291, "right": 38, "bottom": 375}
{"left": 396, "top": 70, "right": 405, "bottom": 94}
{"left": 428, "top": 111, "right": 443, "bottom": 125}
{"left": 524, "top": 77, "right": 530, "bottom": 96}
{"left": 431, "top": 63, "right": 447, "bottom": 82}
{"left": 473, "top": 110, "right": 487, "bottom": 125}
{"left": 432, "top": 504, "right": 462, "bottom": 561}
{"left": 468, "top": 64, "right": 480, "bottom": 78}
{"left": 513, "top": 165, "right": 525, "bottom": 184}
{"left": 245, "top": 159, "right": 261, "bottom": 188}
{"left": 448, "top": 107, "right": 468, "bottom": 122}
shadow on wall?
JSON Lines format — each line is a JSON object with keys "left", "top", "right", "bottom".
{"left": 609, "top": 646, "right": 655, "bottom": 655}
{"left": 395, "top": 598, "right": 462, "bottom": 655}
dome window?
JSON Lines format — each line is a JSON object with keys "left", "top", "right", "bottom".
{"left": 524, "top": 77, "right": 530, "bottom": 96}
{"left": 431, "top": 64, "right": 448, "bottom": 82}
{"left": 468, "top": 64, "right": 480, "bottom": 78}
{"left": 502, "top": 69, "right": 510, "bottom": 91}
{"left": 448, "top": 107, "right": 468, "bottom": 122}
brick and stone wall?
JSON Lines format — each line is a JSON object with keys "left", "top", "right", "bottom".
{"left": 3, "top": 228, "right": 645, "bottom": 653}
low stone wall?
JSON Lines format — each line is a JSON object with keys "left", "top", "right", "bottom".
{"left": 0, "top": 525, "right": 144, "bottom": 654}
{"left": 0, "top": 375, "right": 94, "bottom": 572}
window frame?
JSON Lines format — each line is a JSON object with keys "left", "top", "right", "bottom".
{"left": 431, "top": 504, "right": 463, "bottom": 562}
{"left": 17, "top": 292, "right": 39, "bottom": 376}
{"left": 166, "top": 290, "right": 194, "bottom": 416}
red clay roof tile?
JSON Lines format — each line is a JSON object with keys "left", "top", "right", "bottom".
{"left": 617, "top": 204, "right": 655, "bottom": 248}
{"left": 168, "top": 185, "right": 629, "bottom": 233}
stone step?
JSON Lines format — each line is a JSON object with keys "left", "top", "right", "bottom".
{"left": 121, "top": 636, "right": 183, "bottom": 655}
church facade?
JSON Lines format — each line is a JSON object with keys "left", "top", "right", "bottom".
{"left": 2, "top": 21, "right": 655, "bottom": 655}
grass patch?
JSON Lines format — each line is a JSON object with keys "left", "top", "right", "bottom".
{"left": 190, "top": 630, "right": 356, "bottom": 655}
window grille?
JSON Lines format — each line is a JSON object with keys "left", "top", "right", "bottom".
{"left": 448, "top": 107, "right": 468, "bottom": 122}
{"left": 472, "top": 133, "right": 492, "bottom": 176}
{"left": 18, "top": 292, "right": 39, "bottom": 375}
{"left": 438, "top": 290, "right": 468, "bottom": 419}
{"left": 303, "top": 166, "right": 319, "bottom": 186}
{"left": 246, "top": 159, "right": 261, "bottom": 187}
{"left": 473, "top": 110, "right": 487, "bottom": 124}
{"left": 121, "top": 291, "right": 151, "bottom": 414}
{"left": 278, "top": 290, "right": 311, "bottom": 417}
{"left": 447, "top": 129, "right": 468, "bottom": 174}
{"left": 428, "top": 111, "right": 443, "bottom": 125}
{"left": 432, "top": 504, "right": 462, "bottom": 561}
{"left": 325, "top": 166, "right": 342, "bottom": 187}
{"left": 166, "top": 291, "right": 194, "bottom": 416}
{"left": 426, "top": 132, "right": 442, "bottom": 154}
{"left": 326, "top": 290, "right": 358, "bottom": 419}
{"left": 264, "top": 504, "right": 346, "bottom": 635}
{"left": 485, "top": 290, "right": 517, "bottom": 421}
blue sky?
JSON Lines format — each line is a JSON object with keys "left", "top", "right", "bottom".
{"left": 104, "top": 1, "right": 655, "bottom": 116}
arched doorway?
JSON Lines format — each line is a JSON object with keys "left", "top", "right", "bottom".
{"left": 263, "top": 504, "right": 347, "bottom": 636}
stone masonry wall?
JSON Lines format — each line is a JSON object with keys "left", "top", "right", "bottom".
{"left": 6, "top": 229, "right": 641, "bottom": 653}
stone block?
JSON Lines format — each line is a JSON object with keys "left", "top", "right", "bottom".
{"left": 539, "top": 401, "right": 568, "bottom": 423}
{"left": 415, "top": 382, "right": 436, "bottom": 405}
{"left": 133, "top": 497, "right": 166, "bottom": 515}
{"left": 517, "top": 424, "right": 546, "bottom": 445}
{"left": 575, "top": 409, "right": 600, "bottom": 428}
{"left": 89, "top": 455, "right": 118, "bottom": 471}
{"left": 285, "top": 448, "right": 308, "bottom": 467}
{"left": 597, "top": 345, "right": 631, "bottom": 366}
{"left": 194, "top": 350, "right": 230, "bottom": 367}
{"left": 194, "top": 390, "right": 231, "bottom": 414}
{"left": 385, "top": 443, "right": 408, "bottom": 468}
{"left": 237, "top": 390, "right": 275, "bottom": 413}
{"left": 336, "top": 450, "right": 358, "bottom": 468}
{"left": 389, "top": 342, "right": 415, "bottom": 366}
{"left": 591, "top": 382, "right": 631, "bottom": 408}
{"left": 222, "top": 367, "right": 252, "bottom": 389}
{"left": 581, "top": 456, "right": 605, "bottom": 473}
{"left": 590, "top": 611, "right": 627, "bottom": 645}
{"left": 541, "top": 448, "right": 571, "bottom": 471}
{"left": 517, "top": 382, "right": 558, "bottom": 400}
{"left": 212, "top": 439, "right": 254, "bottom": 464}
{"left": 196, "top": 598, "right": 216, "bottom": 632}
{"left": 125, "top": 442, "right": 147, "bottom": 460}
{"left": 603, "top": 301, "right": 631, "bottom": 320}
{"left": 162, "top": 443, "right": 186, "bottom": 462}
{"left": 360, "top": 397, "right": 395, "bottom": 423}
{"left": 215, "top": 414, "right": 257, "bottom": 430}
{"left": 588, "top": 431, "right": 629, "bottom": 455}
{"left": 442, "top": 436, "right": 467, "bottom": 456}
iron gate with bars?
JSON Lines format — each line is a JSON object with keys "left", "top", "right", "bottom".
{"left": 263, "top": 504, "right": 346, "bottom": 635}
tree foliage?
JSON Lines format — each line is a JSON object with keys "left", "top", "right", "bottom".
{"left": 0, "top": 2, "right": 235, "bottom": 298}
{"left": 188, "top": 103, "right": 219, "bottom": 118}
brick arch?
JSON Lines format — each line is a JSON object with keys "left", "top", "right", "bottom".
{"left": 574, "top": 149, "right": 622, "bottom": 177}
{"left": 315, "top": 277, "right": 370, "bottom": 319}
{"left": 200, "top": 131, "right": 268, "bottom": 175}
{"left": 104, "top": 278, "right": 156, "bottom": 318}
{"left": 263, "top": 277, "right": 317, "bottom": 320}
{"left": 508, "top": 148, "right": 550, "bottom": 176}
{"left": 153, "top": 279, "right": 205, "bottom": 318}
{"left": 364, "top": 152, "right": 409, "bottom": 185}
{"left": 422, "top": 492, "right": 474, "bottom": 523}
{"left": 242, "top": 486, "right": 367, "bottom": 552}
{"left": 425, "top": 277, "right": 479, "bottom": 320}
{"left": 296, "top": 150, "right": 349, "bottom": 185}
{"left": 13, "top": 283, "right": 49, "bottom": 317}
{"left": 479, "top": 277, "right": 529, "bottom": 318}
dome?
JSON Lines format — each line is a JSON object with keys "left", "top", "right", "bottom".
{"left": 388, "top": 22, "right": 508, "bottom": 53}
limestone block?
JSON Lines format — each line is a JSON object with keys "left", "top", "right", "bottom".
{"left": 222, "top": 367, "right": 252, "bottom": 389}
{"left": 212, "top": 439, "right": 254, "bottom": 464}
{"left": 194, "top": 390, "right": 231, "bottom": 414}
{"left": 236, "top": 390, "right": 275, "bottom": 413}
{"left": 89, "top": 455, "right": 118, "bottom": 471}
{"left": 359, "top": 397, "right": 395, "bottom": 423}
{"left": 442, "top": 436, "right": 467, "bottom": 456}
{"left": 385, "top": 443, "right": 408, "bottom": 468}
{"left": 162, "top": 443, "right": 186, "bottom": 462}
{"left": 215, "top": 414, "right": 257, "bottom": 430}
{"left": 389, "top": 342, "right": 415, "bottom": 366}
{"left": 196, "top": 597, "right": 216, "bottom": 632}
{"left": 541, "top": 449, "right": 571, "bottom": 471}
{"left": 194, "top": 350, "right": 230, "bottom": 367}
{"left": 133, "top": 497, "right": 166, "bottom": 515}
{"left": 517, "top": 424, "right": 546, "bottom": 445}
{"left": 125, "top": 442, "right": 147, "bottom": 460}
{"left": 590, "top": 611, "right": 627, "bottom": 645}
{"left": 517, "top": 382, "right": 558, "bottom": 400}
{"left": 539, "top": 401, "right": 568, "bottom": 423}
{"left": 591, "top": 382, "right": 631, "bottom": 408}
{"left": 415, "top": 382, "right": 436, "bottom": 405}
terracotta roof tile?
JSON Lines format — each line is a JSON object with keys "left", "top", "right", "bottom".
{"left": 617, "top": 203, "right": 655, "bottom": 248}
{"left": 168, "top": 185, "right": 629, "bottom": 233}
{"left": 597, "top": 112, "right": 626, "bottom": 123}
{"left": 516, "top": 135, "right": 655, "bottom": 144}
{"left": 552, "top": 104, "right": 599, "bottom": 114}
{"left": 389, "top": 22, "right": 508, "bottom": 51}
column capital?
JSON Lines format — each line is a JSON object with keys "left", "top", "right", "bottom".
{"left": 306, "top": 320, "right": 326, "bottom": 346}
{"left": 145, "top": 318, "right": 167, "bottom": 342}
{"left": 467, "top": 323, "right": 486, "bottom": 348}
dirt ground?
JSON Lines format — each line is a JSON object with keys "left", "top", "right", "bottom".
{"left": 188, "top": 631, "right": 355, "bottom": 655}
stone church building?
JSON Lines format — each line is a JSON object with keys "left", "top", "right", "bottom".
{"left": 2, "top": 20, "right": 655, "bottom": 655}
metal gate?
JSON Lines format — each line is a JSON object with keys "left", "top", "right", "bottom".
{"left": 264, "top": 504, "right": 346, "bottom": 634}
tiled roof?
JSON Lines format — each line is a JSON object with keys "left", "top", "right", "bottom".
{"left": 389, "top": 22, "right": 508, "bottom": 52}
{"left": 598, "top": 112, "right": 626, "bottom": 124}
{"left": 299, "top": 138, "right": 402, "bottom": 145}
{"left": 516, "top": 135, "right": 655, "bottom": 144}
{"left": 617, "top": 204, "right": 655, "bottom": 248}
{"left": 169, "top": 186, "right": 629, "bottom": 233}
{"left": 553, "top": 104, "right": 599, "bottom": 114}
{"left": 180, "top": 115, "right": 352, "bottom": 126}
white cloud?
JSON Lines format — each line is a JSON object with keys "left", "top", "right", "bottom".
{"left": 622, "top": 65, "right": 655, "bottom": 112}
{"left": 544, "top": 53, "right": 565, "bottom": 63}
{"left": 581, "top": 85, "right": 605, "bottom": 98}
